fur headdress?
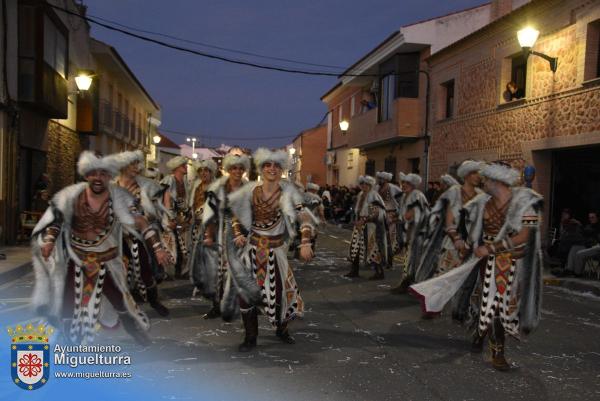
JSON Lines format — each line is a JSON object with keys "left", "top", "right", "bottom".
{"left": 253, "top": 148, "right": 288, "bottom": 170}
{"left": 481, "top": 163, "right": 520, "bottom": 186}
{"left": 358, "top": 175, "right": 376, "bottom": 187}
{"left": 144, "top": 167, "right": 159, "bottom": 179}
{"left": 306, "top": 182, "right": 320, "bottom": 191}
{"left": 376, "top": 171, "right": 393, "bottom": 182}
{"left": 222, "top": 153, "right": 251, "bottom": 172}
{"left": 77, "top": 151, "right": 117, "bottom": 177}
{"left": 193, "top": 158, "right": 218, "bottom": 173}
{"left": 400, "top": 173, "right": 422, "bottom": 187}
{"left": 108, "top": 150, "right": 145, "bottom": 171}
{"left": 441, "top": 174, "right": 459, "bottom": 187}
{"left": 457, "top": 160, "right": 484, "bottom": 179}
{"left": 166, "top": 155, "right": 188, "bottom": 171}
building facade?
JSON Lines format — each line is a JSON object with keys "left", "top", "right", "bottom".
{"left": 290, "top": 124, "right": 327, "bottom": 187}
{"left": 321, "top": 3, "right": 493, "bottom": 187}
{"left": 90, "top": 38, "right": 160, "bottom": 157}
{"left": 428, "top": 0, "right": 600, "bottom": 232}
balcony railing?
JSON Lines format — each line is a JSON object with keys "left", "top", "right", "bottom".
{"left": 347, "top": 97, "right": 422, "bottom": 148}
{"left": 114, "top": 111, "right": 122, "bottom": 134}
{"left": 100, "top": 100, "right": 113, "bottom": 131}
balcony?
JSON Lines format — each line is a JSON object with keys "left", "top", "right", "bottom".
{"left": 347, "top": 97, "right": 422, "bottom": 149}
{"left": 114, "top": 111, "right": 122, "bottom": 135}
{"left": 99, "top": 100, "right": 113, "bottom": 133}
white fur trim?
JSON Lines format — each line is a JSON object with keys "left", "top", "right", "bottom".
{"left": 376, "top": 171, "right": 393, "bottom": 182}
{"left": 144, "top": 167, "right": 159, "bottom": 178}
{"left": 358, "top": 175, "right": 376, "bottom": 186}
{"left": 401, "top": 173, "right": 422, "bottom": 187}
{"left": 193, "top": 158, "right": 218, "bottom": 173}
{"left": 457, "top": 160, "right": 484, "bottom": 179}
{"left": 481, "top": 163, "right": 520, "bottom": 186}
{"left": 77, "top": 151, "right": 118, "bottom": 177}
{"left": 223, "top": 154, "right": 250, "bottom": 172}
{"left": 306, "top": 183, "right": 320, "bottom": 191}
{"left": 253, "top": 148, "right": 288, "bottom": 170}
{"left": 166, "top": 156, "right": 188, "bottom": 171}
{"left": 440, "top": 174, "right": 459, "bottom": 187}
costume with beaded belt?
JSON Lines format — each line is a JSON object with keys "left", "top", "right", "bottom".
{"left": 30, "top": 183, "right": 150, "bottom": 344}
{"left": 409, "top": 187, "right": 543, "bottom": 338}
{"left": 378, "top": 182, "right": 402, "bottom": 257}
{"left": 348, "top": 189, "right": 388, "bottom": 268}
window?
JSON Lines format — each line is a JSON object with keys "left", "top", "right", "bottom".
{"left": 379, "top": 74, "right": 395, "bottom": 122}
{"left": 584, "top": 20, "right": 600, "bottom": 80}
{"left": 409, "top": 157, "right": 420, "bottom": 174}
{"left": 509, "top": 54, "right": 527, "bottom": 100}
{"left": 347, "top": 151, "right": 354, "bottom": 169}
{"left": 442, "top": 80, "right": 455, "bottom": 119}
{"left": 18, "top": 2, "right": 69, "bottom": 118}
{"left": 365, "top": 159, "right": 376, "bottom": 177}
{"left": 43, "top": 15, "right": 67, "bottom": 78}
{"left": 350, "top": 96, "right": 356, "bottom": 117}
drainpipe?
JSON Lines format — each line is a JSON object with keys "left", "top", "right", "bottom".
{"left": 418, "top": 69, "right": 430, "bottom": 184}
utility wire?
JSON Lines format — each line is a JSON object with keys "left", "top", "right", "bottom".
{"left": 48, "top": 3, "right": 391, "bottom": 78}
{"left": 86, "top": 13, "right": 349, "bottom": 71}
{"left": 159, "top": 127, "right": 297, "bottom": 141}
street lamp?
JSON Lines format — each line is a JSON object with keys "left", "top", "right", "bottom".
{"left": 152, "top": 134, "right": 161, "bottom": 144}
{"left": 517, "top": 27, "right": 558, "bottom": 73}
{"left": 339, "top": 120, "right": 349, "bottom": 134}
{"left": 74, "top": 70, "right": 93, "bottom": 91}
{"left": 187, "top": 137, "right": 198, "bottom": 159}
{"left": 288, "top": 147, "right": 296, "bottom": 156}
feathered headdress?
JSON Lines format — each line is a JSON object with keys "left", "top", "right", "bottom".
{"left": 222, "top": 153, "right": 251, "bottom": 172}
{"left": 457, "top": 160, "right": 484, "bottom": 179}
{"left": 376, "top": 171, "right": 393, "bottom": 182}
{"left": 480, "top": 163, "right": 520, "bottom": 186}
{"left": 253, "top": 148, "right": 288, "bottom": 170}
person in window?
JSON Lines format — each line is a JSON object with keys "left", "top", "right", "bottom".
{"left": 503, "top": 81, "right": 524, "bottom": 102}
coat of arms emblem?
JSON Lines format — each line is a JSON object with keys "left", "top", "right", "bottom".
{"left": 8, "top": 323, "right": 53, "bottom": 390}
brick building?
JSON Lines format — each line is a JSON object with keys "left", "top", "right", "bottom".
{"left": 290, "top": 124, "right": 327, "bottom": 187}
{"left": 321, "top": 3, "right": 493, "bottom": 187}
{"left": 427, "top": 0, "right": 600, "bottom": 231}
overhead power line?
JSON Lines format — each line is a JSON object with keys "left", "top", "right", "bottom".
{"left": 48, "top": 3, "right": 388, "bottom": 78}
{"left": 86, "top": 13, "right": 349, "bottom": 71}
{"left": 159, "top": 127, "right": 296, "bottom": 141}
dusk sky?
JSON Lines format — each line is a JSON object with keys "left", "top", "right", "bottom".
{"left": 84, "top": 0, "right": 487, "bottom": 149}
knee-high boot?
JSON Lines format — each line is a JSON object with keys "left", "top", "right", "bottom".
{"left": 147, "top": 285, "right": 170, "bottom": 317}
{"left": 238, "top": 308, "right": 258, "bottom": 352}
{"left": 276, "top": 321, "right": 295, "bottom": 344}
{"left": 489, "top": 317, "right": 510, "bottom": 371}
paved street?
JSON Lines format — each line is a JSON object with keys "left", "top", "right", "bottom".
{"left": 1, "top": 224, "right": 599, "bottom": 401}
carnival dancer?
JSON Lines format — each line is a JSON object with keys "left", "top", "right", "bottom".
{"left": 390, "top": 173, "right": 429, "bottom": 294}
{"left": 376, "top": 171, "right": 402, "bottom": 269}
{"left": 300, "top": 182, "right": 325, "bottom": 254}
{"left": 440, "top": 174, "right": 459, "bottom": 192}
{"left": 31, "top": 151, "right": 171, "bottom": 345}
{"left": 187, "top": 158, "right": 217, "bottom": 283}
{"left": 346, "top": 175, "right": 388, "bottom": 280}
{"left": 110, "top": 150, "right": 170, "bottom": 317}
{"left": 410, "top": 162, "right": 543, "bottom": 371}
{"left": 227, "top": 148, "right": 316, "bottom": 352}
{"left": 161, "top": 156, "right": 191, "bottom": 279}
{"left": 415, "top": 161, "right": 483, "bottom": 283}
{"left": 194, "top": 153, "right": 250, "bottom": 319}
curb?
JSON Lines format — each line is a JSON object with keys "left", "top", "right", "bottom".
{"left": 544, "top": 276, "right": 600, "bottom": 297}
{"left": 0, "top": 262, "right": 32, "bottom": 284}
